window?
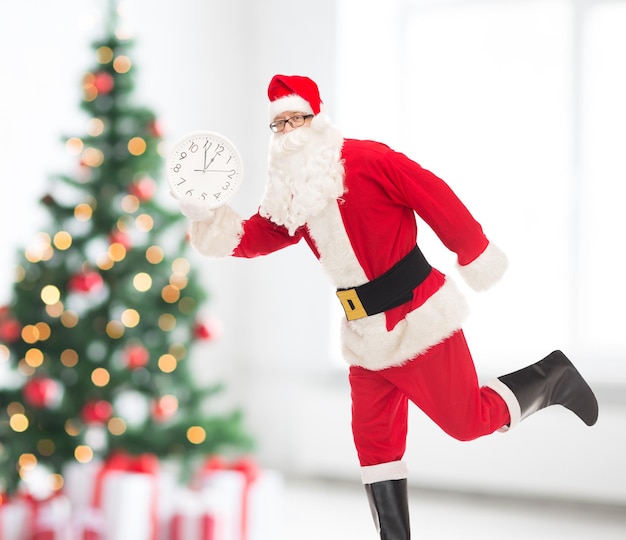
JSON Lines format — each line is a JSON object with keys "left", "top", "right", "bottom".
{"left": 336, "top": 0, "right": 626, "bottom": 382}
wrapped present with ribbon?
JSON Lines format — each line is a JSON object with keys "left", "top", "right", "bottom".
{"left": 0, "top": 494, "right": 30, "bottom": 540}
{"left": 63, "top": 451, "right": 159, "bottom": 540}
{"left": 30, "top": 493, "right": 73, "bottom": 540}
{"left": 195, "top": 457, "right": 283, "bottom": 540}
{"left": 195, "top": 457, "right": 248, "bottom": 540}
{"left": 244, "top": 469, "right": 283, "bottom": 540}
{"left": 168, "top": 487, "right": 216, "bottom": 540}
{"left": 62, "top": 460, "right": 102, "bottom": 539}
{"left": 0, "top": 491, "right": 73, "bottom": 540}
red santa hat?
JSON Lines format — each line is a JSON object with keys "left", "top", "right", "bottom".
{"left": 268, "top": 74, "right": 323, "bottom": 120}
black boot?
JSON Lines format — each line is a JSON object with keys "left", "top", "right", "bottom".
{"left": 496, "top": 350, "right": 598, "bottom": 427}
{"left": 364, "top": 479, "right": 410, "bottom": 540}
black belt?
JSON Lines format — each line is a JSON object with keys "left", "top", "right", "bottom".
{"left": 336, "top": 246, "right": 432, "bottom": 321}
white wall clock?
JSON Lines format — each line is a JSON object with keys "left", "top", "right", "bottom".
{"left": 166, "top": 131, "right": 243, "bottom": 208}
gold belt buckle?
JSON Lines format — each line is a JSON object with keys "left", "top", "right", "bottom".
{"left": 336, "top": 288, "right": 368, "bottom": 321}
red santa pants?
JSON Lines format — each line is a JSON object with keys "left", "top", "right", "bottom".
{"left": 349, "top": 329, "right": 510, "bottom": 467}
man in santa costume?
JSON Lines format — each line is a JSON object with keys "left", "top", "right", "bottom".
{"left": 178, "top": 74, "right": 598, "bottom": 539}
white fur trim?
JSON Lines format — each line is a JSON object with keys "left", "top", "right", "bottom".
{"left": 189, "top": 205, "right": 244, "bottom": 258}
{"left": 179, "top": 199, "right": 216, "bottom": 222}
{"left": 361, "top": 461, "right": 408, "bottom": 484}
{"left": 341, "top": 278, "right": 470, "bottom": 370}
{"left": 269, "top": 95, "right": 314, "bottom": 120}
{"left": 306, "top": 202, "right": 469, "bottom": 370}
{"left": 485, "top": 378, "right": 521, "bottom": 431}
{"left": 309, "top": 109, "right": 331, "bottom": 132}
{"left": 457, "top": 242, "right": 508, "bottom": 292}
{"left": 306, "top": 207, "right": 368, "bottom": 289}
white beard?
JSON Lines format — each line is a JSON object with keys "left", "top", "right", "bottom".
{"left": 259, "top": 115, "right": 345, "bottom": 235}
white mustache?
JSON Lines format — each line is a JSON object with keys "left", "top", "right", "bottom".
{"left": 270, "top": 127, "right": 313, "bottom": 156}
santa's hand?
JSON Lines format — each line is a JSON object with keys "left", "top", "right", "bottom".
{"left": 178, "top": 198, "right": 216, "bottom": 222}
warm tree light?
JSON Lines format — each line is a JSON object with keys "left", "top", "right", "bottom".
{"left": 0, "top": 6, "right": 250, "bottom": 497}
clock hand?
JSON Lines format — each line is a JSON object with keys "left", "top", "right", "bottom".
{"left": 206, "top": 153, "right": 218, "bottom": 168}
{"left": 195, "top": 153, "right": 219, "bottom": 173}
{"left": 195, "top": 148, "right": 209, "bottom": 172}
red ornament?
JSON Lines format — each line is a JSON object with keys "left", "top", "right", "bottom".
{"left": 109, "top": 230, "right": 131, "bottom": 250}
{"left": 128, "top": 177, "right": 156, "bottom": 201}
{"left": 23, "top": 378, "right": 60, "bottom": 408}
{"left": 68, "top": 270, "right": 104, "bottom": 293}
{"left": 148, "top": 120, "right": 163, "bottom": 138}
{"left": 93, "top": 72, "right": 114, "bottom": 94}
{"left": 0, "top": 306, "right": 21, "bottom": 343}
{"left": 81, "top": 400, "right": 113, "bottom": 424}
{"left": 193, "top": 317, "right": 223, "bottom": 341}
{"left": 151, "top": 394, "right": 178, "bottom": 422}
{"left": 0, "top": 316, "right": 21, "bottom": 343}
{"left": 124, "top": 345, "right": 149, "bottom": 369}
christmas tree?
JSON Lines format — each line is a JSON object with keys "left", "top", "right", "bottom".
{"left": 0, "top": 4, "right": 251, "bottom": 496}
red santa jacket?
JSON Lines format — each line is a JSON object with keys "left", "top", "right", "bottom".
{"left": 190, "top": 138, "right": 508, "bottom": 370}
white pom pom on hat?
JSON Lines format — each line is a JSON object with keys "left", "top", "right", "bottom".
{"left": 268, "top": 74, "right": 323, "bottom": 120}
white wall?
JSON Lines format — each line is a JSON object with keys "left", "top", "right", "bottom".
{"left": 1, "top": 0, "right": 624, "bottom": 506}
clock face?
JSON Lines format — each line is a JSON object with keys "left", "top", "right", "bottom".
{"left": 166, "top": 131, "right": 243, "bottom": 208}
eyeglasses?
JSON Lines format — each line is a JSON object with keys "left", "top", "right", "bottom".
{"left": 269, "top": 114, "right": 314, "bottom": 133}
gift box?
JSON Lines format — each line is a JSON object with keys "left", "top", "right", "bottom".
{"left": 244, "top": 470, "right": 283, "bottom": 540}
{"left": 62, "top": 460, "right": 101, "bottom": 514}
{"left": 195, "top": 458, "right": 283, "bottom": 540}
{"left": 62, "top": 460, "right": 102, "bottom": 537}
{"left": 63, "top": 452, "right": 159, "bottom": 540}
{"left": 98, "top": 470, "right": 157, "bottom": 540}
{"left": 0, "top": 497, "right": 30, "bottom": 540}
{"left": 31, "top": 494, "right": 73, "bottom": 540}
{"left": 62, "top": 454, "right": 283, "bottom": 540}
{"left": 198, "top": 468, "right": 246, "bottom": 540}
{"left": 168, "top": 488, "right": 216, "bottom": 540}
{"left": 0, "top": 493, "right": 73, "bottom": 540}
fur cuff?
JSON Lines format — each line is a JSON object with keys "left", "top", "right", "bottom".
{"left": 485, "top": 378, "right": 521, "bottom": 431}
{"left": 361, "top": 461, "right": 408, "bottom": 484}
{"left": 456, "top": 242, "right": 508, "bottom": 292}
{"left": 189, "top": 205, "right": 243, "bottom": 258}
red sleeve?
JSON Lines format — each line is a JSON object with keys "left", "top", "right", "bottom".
{"left": 232, "top": 212, "right": 303, "bottom": 258}
{"left": 383, "top": 150, "right": 489, "bottom": 265}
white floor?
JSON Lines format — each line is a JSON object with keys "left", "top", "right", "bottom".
{"left": 281, "top": 478, "right": 626, "bottom": 540}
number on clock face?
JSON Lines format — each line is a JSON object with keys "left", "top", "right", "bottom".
{"left": 167, "top": 131, "right": 243, "bottom": 208}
